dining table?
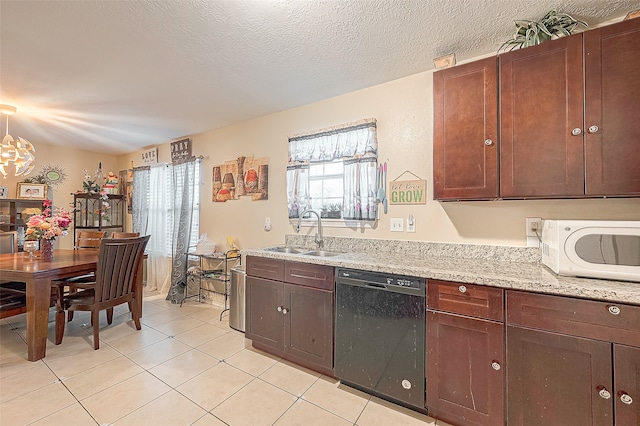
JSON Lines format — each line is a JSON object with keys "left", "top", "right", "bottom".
{"left": 0, "top": 249, "right": 145, "bottom": 361}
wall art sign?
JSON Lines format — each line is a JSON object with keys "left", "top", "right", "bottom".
{"left": 212, "top": 156, "right": 269, "bottom": 202}
{"left": 16, "top": 183, "right": 48, "bottom": 200}
{"left": 141, "top": 147, "right": 158, "bottom": 165}
{"left": 389, "top": 172, "right": 427, "bottom": 205}
{"left": 170, "top": 138, "right": 192, "bottom": 163}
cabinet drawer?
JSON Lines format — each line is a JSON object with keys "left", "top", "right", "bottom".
{"left": 427, "top": 280, "right": 503, "bottom": 321}
{"left": 507, "top": 290, "right": 640, "bottom": 347}
{"left": 246, "top": 256, "right": 285, "bottom": 281}
{"left": 285, "top": 261, "right": 334, "bottom": 291}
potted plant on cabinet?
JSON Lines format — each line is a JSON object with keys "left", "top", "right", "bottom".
{"left": 499, "top": 10, "right": 588, "bottom": 53}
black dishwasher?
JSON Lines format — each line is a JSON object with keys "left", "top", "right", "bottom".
{"left": 334, "top": 268, "right": 426, "bottom": 409}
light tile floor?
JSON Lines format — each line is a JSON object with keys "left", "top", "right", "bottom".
{"left": 0, "top": 291, "right": 451, "bottom": 426}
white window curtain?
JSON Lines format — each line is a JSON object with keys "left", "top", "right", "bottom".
{"left": 132, "top": 159, "right": 201, "bottom": 299}
{"left": 287, "top": 119, "right": 378, "bottom": 220}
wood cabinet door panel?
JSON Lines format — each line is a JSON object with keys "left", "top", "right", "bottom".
{"left": 507, "top": 326, "right": 612, "bottom": 426}
{"left": 284, "top": 261, "right": 334, "bottom": 291}
{"left": 246, "top": 256, "right": 285, "bottom": 281}
{"left": 283, "top": 283, "right": 333, "bottom": 370}
{"left": 584, "top": 18, "right": 640, "bottom": 196}
{"left": 506, "top": 290, "right": 640, "bottom": 347}
{"left": 426, "top": 311, "right": 504, "bottom": 426}
{"left": 433, "top": 57, "right": 498, "bottom": 200}
{"left": 614, "top": 344, "right": 640, "bottom": 425}
{"left": 427, "top": 279, "right": 503, "bottom": 321}
{"left": 245, "top": 276, "right": 283, "bottom": 350}
{"left": 499, "top": 35, "right": 585, "bottom": 198}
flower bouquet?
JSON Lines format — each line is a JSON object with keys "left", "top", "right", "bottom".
{"left": 25, "top": 200, "right": 73, "bottom": 259}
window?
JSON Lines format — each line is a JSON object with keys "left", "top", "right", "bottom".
{"left": 287, "top": 119, "right": 378, "bottom": 222}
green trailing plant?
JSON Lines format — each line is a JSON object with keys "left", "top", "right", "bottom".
{"left": 499, "top": 10, "right": 588, "bottom": 53}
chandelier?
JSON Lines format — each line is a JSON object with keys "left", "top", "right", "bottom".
{"left": 0, "top": 104, "right": 36, "bottom": 178}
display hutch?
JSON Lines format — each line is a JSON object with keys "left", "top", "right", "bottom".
{"left": 73, "top": 193, "right": 125, "bottom": 241}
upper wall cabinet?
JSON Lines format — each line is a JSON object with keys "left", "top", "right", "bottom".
{"left": 500, "top": 17, "right": 640, "bottom": 199}
{"left": 434, "top": 18, "right": 640, "bottom": 201}
{"left": 583, "top": 19, "right": 640, "bottom": 196}
{"left": 433, "top": 57, "right": 498, "bottom": 200}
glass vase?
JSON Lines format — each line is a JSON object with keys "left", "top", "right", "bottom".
{"left": 40, "top": 239, "right": 54, "bottom": 261}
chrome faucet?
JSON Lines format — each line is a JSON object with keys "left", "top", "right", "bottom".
{"left": 296, "top": 209, "right": 324, "bottom": 249}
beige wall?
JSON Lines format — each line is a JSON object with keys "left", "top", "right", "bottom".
{"left": 3, "top": 145, "right": 119, "bottom": 250}
{"left": 119, "top": 68, "right": 640, "bottom": 250}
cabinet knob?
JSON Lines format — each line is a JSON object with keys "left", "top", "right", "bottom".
{"left": 620, "top": 392, "right": 633, "bottom": 405}
{"left": 282, "top": 308, "right": 289, "bottom": 315}
{"left": 491, "top": 361, "right": 501, "bottom": 371}
{"left": 571, "top": 128, "right": 582, "bottom": 136}
{"left": 458, "top": 285, "right": 467, "bottom": 293}
{"left": 277, "top": 306, "right": 282, "bottom": 312}
{"left": 484, "top": 139, "right": 493, "bottom": 146}
{"left": 608, "top": 305, "right": 620, "bottom": 315}
{"left": 588, "top": 125, "right": 599, "bottom": 134}
{"left": 598, "top": 388, "right": 611, "bottom": 399}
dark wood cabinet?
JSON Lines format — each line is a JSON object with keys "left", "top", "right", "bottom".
{"left": 499, "top": 35, "right": 584, "bottom": 198}
{"left": 506, "top": 325, "right": 613, "bottom": 426}
{"left": 426, "top": 311, "right": 504, "bottom": 426}
{"left": 507, "top": 290, "right": 640, "bottom": 426}
{"left": 434, "top": 18, "right": 640, "bottom": 201}
{"left": 433, "top": 57, "right": 498, "bottom": 200}
{"left": 614, "top": 344, "right": 640, "bottom": 425}
{"left": 499, "top": 18, "right": 640, "bottom": 199}
{"left": 426, "top": 280, "right": 505, "bottom": 426}
{"left": 584, "top": 18, "right": 640, "bottom": 196}
{"left": 245, "top": 256, "right": 334, "bottom": 376}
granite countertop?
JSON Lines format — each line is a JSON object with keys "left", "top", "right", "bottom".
{"left": 242, "top": 237, "right": 639, "bottom": 305}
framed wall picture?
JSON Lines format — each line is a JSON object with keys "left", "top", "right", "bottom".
{"left": 16, "top": 183, "right": 47, "bottom": 200}
{"left": 0, "top": 186, "right": 7, "bottom": 199}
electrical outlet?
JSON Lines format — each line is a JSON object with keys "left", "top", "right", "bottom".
{"left": 390, "top": 218, "right": 404, "bottom": 232}
{"left": 526, "top": 218, "right": 542, "bottom": 237}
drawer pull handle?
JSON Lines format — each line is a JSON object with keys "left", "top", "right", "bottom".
{"left": 571, "top": 128, "right": 582, "bottom": 136}
{"left": 484, "top": 139, "right": 493, "bottom": 146}
{"left": 491, "top": 361, "right": 501, "bottom": 371}
{"left": 588, "top": 125, "right": 599, "bottom": 134}
{"left": 620, "top": 393, "right": 633, "bottom": 405}
{"left": 608, "top": 305, "right": 620, "bottom": 315}
{"left": 598, "top": 388, "right": 611, "bottom": 399}
{"left": 458, "top": 285, "right": 467, "bottom": 293}
{"left": 282, "top": 308, "right": 289, "bottom": 315}
{"left": 277, "top": 306, "right": 282, "bottom": 312}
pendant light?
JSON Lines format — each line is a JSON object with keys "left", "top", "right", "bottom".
{"left": 0, "top": 104, "right": 36, "bottom": 178}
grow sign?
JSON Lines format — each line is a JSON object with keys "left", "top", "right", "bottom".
{"left": 389, "top": 179, "right": 426, "bottom": 205}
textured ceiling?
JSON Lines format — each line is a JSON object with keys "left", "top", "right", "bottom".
{"left": 1, "top": 0, "right": 638, "bottom": 154}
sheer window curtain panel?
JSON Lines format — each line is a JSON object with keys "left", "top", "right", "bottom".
{"left": 287, "top": 119, "right": 378, "bottom": 220}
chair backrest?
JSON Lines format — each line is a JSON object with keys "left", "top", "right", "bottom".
{"left": 94, "top": 236, "right": 150, "bottom": 305}
{"left": 75, "top": 231, "right": 107, "bottom": 249}
{"left": 0, "top": 232, "right": 18, "bottom": 254}
{"left": 110, "top": 232, "right": 140, "bottom": 238}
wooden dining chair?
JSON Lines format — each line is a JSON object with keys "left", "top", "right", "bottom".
{"left": 75, "top": 230, "right": 107, "bottom": 249}
{"left": 0, "top": 232, "right": 27, "bottom": 319}
{"left": 110, "top": 232, "right": 139, "bottom": 238}
{"left": 53, "top": 235, "right": 150, "bottom": 349}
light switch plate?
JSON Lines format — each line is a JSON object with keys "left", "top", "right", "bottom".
{"left": 390, "top": 218, "right": 404, "bottom": 232}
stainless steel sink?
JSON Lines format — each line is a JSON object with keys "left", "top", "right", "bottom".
{"left": 264, "top": 246, "right": 305, "bottom": 254}
{"left": 303, "top": 250, "right": 344, "bottom": 257}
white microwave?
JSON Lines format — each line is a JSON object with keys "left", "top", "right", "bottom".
{"left": 541, "top": 220, "right": 640, "bottom": 282}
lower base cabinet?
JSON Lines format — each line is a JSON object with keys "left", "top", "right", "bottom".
{"left": 245, "top": 256, "right": 334, "bottom": 376}
{"left": 426, "top": 280, "right": 505, "bottom": 426}
{"left": 426, "top": 311, "right": 504, "bottom": 426}
{"left": 506, "top": 290, "right": 640, "bottom": 426}
{"left": 507, "top": 325, "right": 613, "bottom": 426}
